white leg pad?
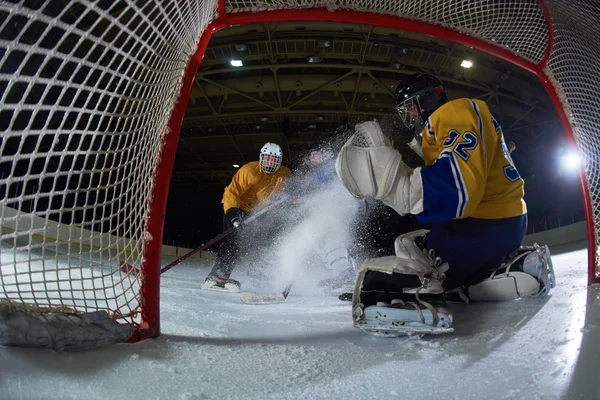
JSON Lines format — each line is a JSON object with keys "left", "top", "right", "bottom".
{"left": 467, "top": 272, "right": 540, "bottom": 302}
{"left": 394, "top": 229, "right": 432, "bottom": 264}
{"left": 351, "top": 256, "right": 453, "bottom": 336}
{"left": 467, "top": 243, "right": 555, "bottom": 302}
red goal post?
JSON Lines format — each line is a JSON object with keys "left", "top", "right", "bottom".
{"left": 0, "top": 1, "right": 598, "bottom": 344}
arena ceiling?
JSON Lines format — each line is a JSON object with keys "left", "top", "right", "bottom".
{"left": 171, "top": 21, "right": 562, "bottom": 198}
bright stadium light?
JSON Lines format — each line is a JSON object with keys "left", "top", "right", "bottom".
{"left": 230, "top": 59, "right": 243, "bottom": 67}
{"left": 561, "top": 151, "right": 581, "bottom": 170}
{"left": 461, "top": 60, "right": 473, "bottom": 68}
{"left": 233, "top": 164, "right": 240, "bottom": 168}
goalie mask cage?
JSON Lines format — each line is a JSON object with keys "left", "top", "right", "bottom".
{"left": 0, "top": 0, "right": 598, "bottom": 343}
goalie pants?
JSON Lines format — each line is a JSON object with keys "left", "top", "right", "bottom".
{"left": 426, "top": 214, "right": 527, "bottom": 290}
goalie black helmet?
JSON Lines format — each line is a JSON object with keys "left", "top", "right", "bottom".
{"left": 395, "top": 73, "right": 448, "bottom": 131}
{"left": 395, "top": 73, "right": 448, "bottom": 158}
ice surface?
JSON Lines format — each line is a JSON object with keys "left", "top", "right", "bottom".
{"left": 1, "top": 241, "right": 599, "bottom": 400}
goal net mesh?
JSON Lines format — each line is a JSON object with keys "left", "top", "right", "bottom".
{"left": 0, "top": 0, "right": 216, "bottom": 335}
{"left": 0, "top": 0, "right": 598, "bottom": 340}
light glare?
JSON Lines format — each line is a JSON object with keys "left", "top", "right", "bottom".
{"left": 230, "top": 59, "right": 243, "bottom": 67}
{"left": 461, "top": 60, "right": 473, "bottom": 68}
{"left": 562, "top": 152, "right": 581, "bottom": 169}
{"left": 233, "top": 164, "right": 240, "bottom": 168}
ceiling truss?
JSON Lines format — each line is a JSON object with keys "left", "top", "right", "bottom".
{"left": 172, "top": 22, "right": 562, "bottom": 193}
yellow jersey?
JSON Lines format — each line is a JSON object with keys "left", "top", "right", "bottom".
{"left": 417, "top": 98, "right": 526, "bottom": 224}
{"left": 222, "top": 161, "right": 290, "bottom": 214}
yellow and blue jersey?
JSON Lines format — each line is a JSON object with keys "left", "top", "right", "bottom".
{"left": 417, "top": 98, "right": 526, "bottom": 224}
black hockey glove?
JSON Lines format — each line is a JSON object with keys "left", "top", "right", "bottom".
{"left": 225, "top": 207, "right": 247, "bottom": 229}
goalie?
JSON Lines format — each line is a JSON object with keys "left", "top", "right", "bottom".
{"left": 336, "top": 73, "right": 554, "bottom": 336}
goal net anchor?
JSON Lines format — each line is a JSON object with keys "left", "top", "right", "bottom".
{"left": 0, "top": 300, "right": 134, "bottom": 351}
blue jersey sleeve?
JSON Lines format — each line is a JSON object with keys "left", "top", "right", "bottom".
{"left": 417, "top": 151, "right": 469, "bottom": 224}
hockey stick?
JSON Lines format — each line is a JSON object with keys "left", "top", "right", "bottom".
{"left": 160, "top": 195, "right": 289, "bottom": 275}
{"left": 240, "top": 282, "right": 293, "bottom": 305}
{"left": 160, "top": 228, "right": 236, "bottom": 274}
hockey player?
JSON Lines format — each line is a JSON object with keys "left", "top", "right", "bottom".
{"left": 202, "top": 142, "right": 291, "bottom": 292}
{"left": 335, "top": 73, "right": 554, "bottom": 335}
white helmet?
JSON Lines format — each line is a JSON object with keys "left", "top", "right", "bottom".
{"left": 259, "top": 142, "right": 283, "bottom": 174}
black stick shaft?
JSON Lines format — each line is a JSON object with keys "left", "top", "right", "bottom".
{"left": 160, "top": 195, "right": 289, "bottom": 275}
{"left": 160, "top": 228, "right": 236, "bottom": 274}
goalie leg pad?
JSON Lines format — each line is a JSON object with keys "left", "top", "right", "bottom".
{"left": 352, "top": 256, "right": 453, "bottom": 336}
{"left": 358, "top": 302, "right": 453, "bottom": 337}
{"left": 467, "top": 272, "right": 540, "bottom": 302}
{"left": 467, "top": 243, "right": 555, "bottom": 302}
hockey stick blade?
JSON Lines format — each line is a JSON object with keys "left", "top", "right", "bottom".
{"left": 240, "top": 291, "right": 286, "bottom": 305}
{"left": 240, "top": 283, "right": 292, "bottom": 305}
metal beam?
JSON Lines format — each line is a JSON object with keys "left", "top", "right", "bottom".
{"left": 199, "top": 77, "right": 276, "bottom": 110}
{"left": 197, "top": 63, "right": 549, "bottom": 112}
{"left": 365, "top": 71, "right": 395, "bottom": 97}
{"left": 195, "top": 82, "right": 217, "bottom": 115}
{"left": 472, "top": 91, "right": 493, "bottom": 100}
{"left": 508, "top": 105, "right": 537, "bottom": 130}
{"left": 434, "top": 43, "right": 456, "bottom": 75}
{"left": 287, "top": 70, "right": 356, "bottom": 109}
{"left": 339, "top": 91, "right": 349, "bottom": 109}
{"left": 181, "top": 131, "right": 327, "bottom": 141}
{"left": 202, "top": 37, "right": 456, "bottom": 72}
{"left": 265, "top": 23, "right": 277, "bottom": 64}
{"left": 360, "top": 26, "right": 374, "bottom": 65}
{"left": 272, "top": 68, "right": 283, "bottom": 108}
{"left": 217, "top": 95, "right": 227, "bottom": 113}
{"left": 350, "top": 71, "right": 363, "bottom": 111}
{"left": 183, "top": 109, "right": 394, "bottom": 124}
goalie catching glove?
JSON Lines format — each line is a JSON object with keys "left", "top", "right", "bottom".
{"left": 335, "top": 121, "right": 423, "bottom": 216}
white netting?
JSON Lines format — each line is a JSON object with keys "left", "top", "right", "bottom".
{"left": 0, "top": 0, "right": 216, "bottom": 329}
{"left": 1, "top": 0, "right": 599, "bottom": 341}
{"left": 543, "top": 0, "right": 600, "bottom": 276}
{"left": 226, "top": 0, "right": 550, "bottom": 64}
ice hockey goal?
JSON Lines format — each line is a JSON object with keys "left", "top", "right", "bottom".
{"left": 0, "top": 0, "right": 598, "bottom": 343}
